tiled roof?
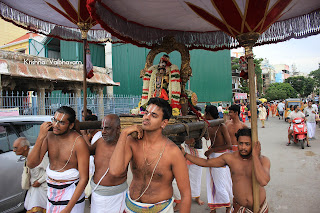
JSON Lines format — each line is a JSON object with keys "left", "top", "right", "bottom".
{"left": 6, "top": 32, "right": 40, "bottom": 45}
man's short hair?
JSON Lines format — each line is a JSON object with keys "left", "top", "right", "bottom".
{"left": 19, "top": 137, "right": 30, "bottom": 147}
{"left": 105, "top": 114, "right": 121, "bottom": 127}
{"left": 205, "top": 105, "right": 219, "bottom": 119}
{"left": 147, "top": 97, "right": 172, "bottom": 120}
{"left": 235, "top": 128, "right": 252, "bottom": 141}
{"left": 229, "top": 104, "right": 240, "bottom": 115}
{"left": 308, "top": 100, "right": 313, "bottom": 104}
{"left": 82, "top": 109, "right": 93, "bottom": 115}
{"left": 85, "top": 114, "right": 98, "bottom": 121}
{"left": 56, "top": 106, "right": 76, "bottom": 123}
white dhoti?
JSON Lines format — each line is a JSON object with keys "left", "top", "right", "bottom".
{"left": 47, "top": 179, "right": 85, "bottom": 213}
{"left": 24, "top": 184, "right": 47, "bottom": 212}
{"left": 207, "top": 151, "right": 233, "bottom": 211}
{"left": 90, "top": 179, "right": 128, "bottom": 213}
{"left": 24, "top": 153, "right": 48, "bottom": 212}
{"left": 125, "top": 192, "right": 174, "bottom": 213}
{"left": 46, "top": 167, "right": 85, "bottom": 213}
{"left": 307, "top": 122, "right": 316, "bottom": 138}
{"left": 173, "top": 145, "right": 204, "bottom": 202}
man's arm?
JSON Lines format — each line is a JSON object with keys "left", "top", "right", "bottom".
{"left": 27, "top": 122, "right": 51, "bottom": 168}
{"left": 252, "top": 141, "right": 270, "bottom": 186}
{"left": 63, "top": 137, "right": 89, "bottom": 213}
{"left": 182, "top": 148, "right": 227, "bottom": 168}
{"left": 109, "top": 125, "right": 142, "bottom": 176}
{"left": 172, "top": 146, "right": 191, "bottom": 213}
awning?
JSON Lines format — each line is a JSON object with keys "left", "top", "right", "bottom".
{"left": 0, "top": 51, "right": 119, "bottom": 86}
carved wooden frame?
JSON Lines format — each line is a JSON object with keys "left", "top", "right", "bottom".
{"left": 140, "top": 36, "right": 192, "bottom": 94}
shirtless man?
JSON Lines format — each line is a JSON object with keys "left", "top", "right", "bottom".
{"left": 226, "top": 104, "right": 247, "bottom": 151}
{"left": 204, "top": 105, "right": 233, "bottom": 213}
{"left": 89, "top": 114, "right": 128, "bottom": 212}
{"left": 27, "top": 106, "right": 89, "bottom": 213}
{"left": 182, "top": 128, "right": 270, "bottom": 213}
{"left": 109, "top": 97, "right": 191, "bottom": 213}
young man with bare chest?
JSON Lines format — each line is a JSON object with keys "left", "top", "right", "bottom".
{"left": 183, "top": 128, "right": 270, "bottom": 213}
{"left": 27, "top": 106, "right": 89, "bottom": 213}
{"left": 225, "top": 105, "right": 247, "bottom": 151}
{"left": 204, "top": 105, "right": 233, "bottom": 213}
{"left": 89, "top": 114, "right": 128, "bottom": 212}
{"left": 109, "top": 97, "right": 191, "bottom": 213}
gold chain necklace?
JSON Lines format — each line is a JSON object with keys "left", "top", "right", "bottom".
{"left": 143, "top": 140, "right": 164, "bottom": 166}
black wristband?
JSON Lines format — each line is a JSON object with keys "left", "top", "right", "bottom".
{"left": 184, "top": 152, "right": 187, "bottom": 157}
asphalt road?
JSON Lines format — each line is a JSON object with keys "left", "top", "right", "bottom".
{"left": 85, "top": 116, "right": 320, "bottom": 212}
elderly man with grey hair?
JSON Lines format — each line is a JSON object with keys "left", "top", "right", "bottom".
{"left": 13, "top": 137, "right": 49, "bottom": 213}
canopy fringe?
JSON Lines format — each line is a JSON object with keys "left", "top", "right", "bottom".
{"left": 91, "top": 0, "right": 320, "bottom": 51}
{"left": 0, "top": 2, "right": 111, "bottom": 43}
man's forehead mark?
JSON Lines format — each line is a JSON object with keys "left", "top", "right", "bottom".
{"left": 54, "top": 113, "right": 66, "bottom": 126}
{"left": 147, "top": 105, "right": 160, "bottom": 114}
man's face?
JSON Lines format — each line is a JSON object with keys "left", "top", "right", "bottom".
{"left": 142, "top": 104, "right": 167, "bottom": 131}
{"left": 238, "top": 136, "right": 252, "bottom": 158}
{"left": 52, "top": 112, "right": 72, "bottom": 135}
{"left": 308, "top": 102, "right": 312, "bottom": 107}
{"left": 13, "top": 140, "right": 25, "bottom": 156}
{"left": 101, "top": 116, "right": 119, "bottom": 143}
{"left": 229, "top": 110, "right": 237, "bottom": 119}
{"left": 295, "top": 106, "right": 300, "bottom": 112}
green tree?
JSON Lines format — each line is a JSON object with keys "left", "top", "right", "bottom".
{"left": 254, "top": 58, "right": 263, "bottom": 96}
{"left": 265, "top": 83, "right": 297, "bottom": 100}
{"left": 309, "top": 64, "right": 320, "bottom": 94}
{"left": 285, "top": 76, "right": 315, "bottom": 97}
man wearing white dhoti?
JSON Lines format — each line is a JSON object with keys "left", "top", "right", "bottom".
{"left": 304, "top": 100, "right": 317, "bottom": 142}
{"left": 173, "top": 139, "right": 205, "bottom": 211}
{"left": 13, "top": 137, "right": 49, "bottom": 213}
{"left": 89, "top": 114, "right": 128, "bottom": 213}
{"left": 27, "top": 106, "right": 89, "bottom": 213}
{"left": 204, "top": 105, "right": 233, "bottom": 213}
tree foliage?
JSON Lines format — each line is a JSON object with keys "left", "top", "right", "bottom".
{"left": 309, "top": 64, "right": 320, "bottom": 88}
{"left": 285, "top": 76, "right": 315, "bottom": 97}
{"left": 254, "top": 58, "right": 263, "bottom": 95}
{"left": 265, "top": 83, "right": 297, "bottom": 100}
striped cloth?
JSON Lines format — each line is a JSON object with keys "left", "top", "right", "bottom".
{"left": 46, "top": 179, "right": 85, "bottom": 213}
{"left": 232, "top": 199, "right": 268, "bottom": 213}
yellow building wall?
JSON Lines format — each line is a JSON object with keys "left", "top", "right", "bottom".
{"left": 1, "top": 41, "right": 29, "bottom": 54}
{"left": 0, "top": 19, "right": 27, "bottom": 46}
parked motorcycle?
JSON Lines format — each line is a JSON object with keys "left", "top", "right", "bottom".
{"left": 288, "top": 117, "right": 307, "bottom": 149}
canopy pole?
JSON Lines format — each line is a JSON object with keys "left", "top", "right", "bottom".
{"left": 83, "top": 38, "right": 87, "bottom": 119}
{"left": 237, "top": 32, "right": 260, "bottom": 213}
{"left": 78, "top": 22, "right": 92, "bottom": 119}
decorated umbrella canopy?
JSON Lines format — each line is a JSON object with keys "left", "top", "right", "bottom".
{"left": 87, "top": 0, "right": 320, "bottom": 211}
{"left": 0, "top": 0, "right": 112, "bottom": 117}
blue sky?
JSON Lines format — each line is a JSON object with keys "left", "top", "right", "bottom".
{"left": 232, "top": 34, "right": 320, "bottom": 74}
{"left": 253, "top": 34, "right": 320, "bottom": 74}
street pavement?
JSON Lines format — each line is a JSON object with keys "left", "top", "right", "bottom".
{"left": 85, "top": 116, "right": 320, "bottom": 212}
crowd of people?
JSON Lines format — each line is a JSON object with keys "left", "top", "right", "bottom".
{"left": 15, "top": 98, "right": 273, "bottom": 213}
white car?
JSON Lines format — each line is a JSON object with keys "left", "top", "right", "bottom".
{"left": 0, "top": 115, "right": 51, "bottom": 213}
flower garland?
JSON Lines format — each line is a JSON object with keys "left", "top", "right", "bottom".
{"left": 140, "top": 64, "right": 181, "bottom": 110}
